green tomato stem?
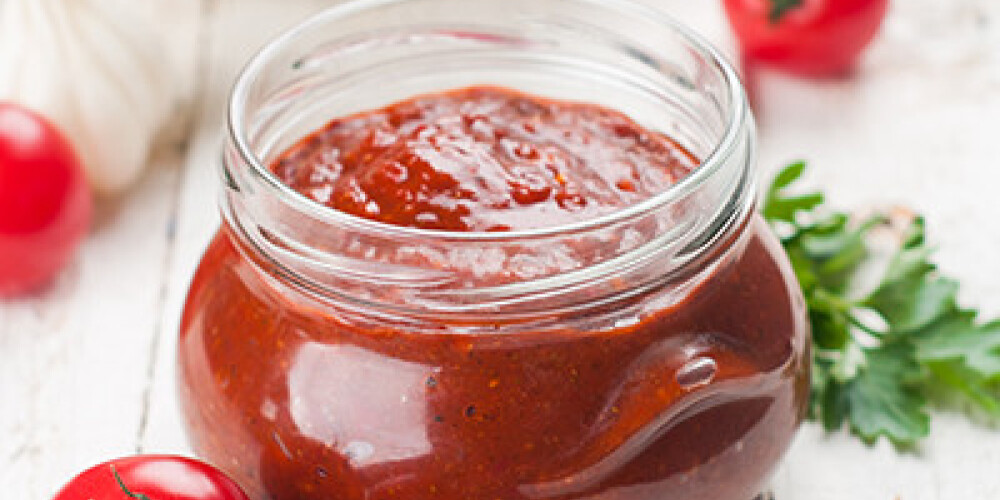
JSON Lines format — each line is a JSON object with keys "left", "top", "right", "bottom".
{"left": 112, "top": 465, "right": 152, "bottom": 500}
{"left": 767, "top": 0, "right": 805, "bottom": 24}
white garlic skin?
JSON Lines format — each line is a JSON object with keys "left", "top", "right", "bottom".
{"left": 0, "top": 0, "right": 195, "bottom": 195}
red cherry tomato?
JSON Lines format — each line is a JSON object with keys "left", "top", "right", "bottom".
{"left": 723, "top": 0, "right": 889, "bottom": 77}
{"left": 0, "top": 102, "right": 92, "bottom": 296}
{"left": 52, "top": 455, "right": 251, "bottom": 500}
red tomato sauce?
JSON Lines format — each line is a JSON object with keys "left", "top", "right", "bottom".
{"left": 271, "top": 87, "right": 696, "bottom": 232}
{"left": 179, "top": 86, "right": 809, "bottom": 500}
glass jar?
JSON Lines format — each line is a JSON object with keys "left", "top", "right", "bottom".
{"left": 177, "top": 1, "right": 810, "bottom": 500}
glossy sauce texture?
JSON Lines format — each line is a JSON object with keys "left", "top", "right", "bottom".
{"left": 271, "top": 87, "right": 696, "bottom": 232}
{"left": 179, "top": 87, "right": 809, "bottom": 500}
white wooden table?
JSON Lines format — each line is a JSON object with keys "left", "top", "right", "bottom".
{"left": 3, "top": 1, "right": 999, "bottom": 499}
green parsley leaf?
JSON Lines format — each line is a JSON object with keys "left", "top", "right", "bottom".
{"left": 864, "top": 241, "right": 960, "bottom": 333}
{"left": 801, "top": 216, "right": 880, "bottom": 291}
{"left": 866, "top": 275, "right": 959, "bottom": 333}
{"left": 763, "top": 161, "right": 824, "bottom": 224}
{"left": 764, "top": 161, "right": 1000, "bottom": 447}
{"left": 924, "top": 360, "right": 1000, "bottom": 418}
{"left": 916, "top": 314, "right": 1000, "bottom": 381}
{"left": 841, "top": 342, "right": 930, "bottom": 445}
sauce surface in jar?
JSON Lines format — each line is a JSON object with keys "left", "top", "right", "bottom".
{"left": 271, "top": 86, "right": 696, "bottom": 232}
{"left": 179, "top": 86, "right": 809, "bottom": 500}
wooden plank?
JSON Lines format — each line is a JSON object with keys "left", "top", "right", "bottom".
{"left": 0, "top": 145, "right": 186, "bottom": 499}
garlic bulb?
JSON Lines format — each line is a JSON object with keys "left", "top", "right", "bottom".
{"left": 0, "top": 0, "right": 197, "bottom": 195}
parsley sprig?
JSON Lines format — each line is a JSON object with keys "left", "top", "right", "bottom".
{"left": 764, "top": 161, "right": 1000, "bottom": 446}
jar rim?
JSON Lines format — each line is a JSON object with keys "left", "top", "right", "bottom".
{"left": 226, "top": 0, "right": 749, "bottom": 242}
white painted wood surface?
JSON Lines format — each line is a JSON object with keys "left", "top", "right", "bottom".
{"left": 2, "top": 1, "right": 998, "bottom": 499}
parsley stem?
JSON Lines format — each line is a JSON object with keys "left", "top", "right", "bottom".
{"left": 847, "top": 314, "right": 883, "bottom": 337}
{"left": 813, "top": 288, "right": 857, "bottom": 313}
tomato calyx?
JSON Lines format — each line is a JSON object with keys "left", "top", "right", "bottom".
{"left": 725, "top": 0, "right": 888, "bottom": 77}
{"left": 111, "top": 466, "right": 151, "bottom": 500}
{"left": 53, "top": 455, "right": 252, "bottom": 500}
{"left": 767, "top": 0, "right": 804, "bottom": 23}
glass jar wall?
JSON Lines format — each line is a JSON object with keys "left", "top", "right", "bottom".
{"left": 177, "top": 1, "right": 810, "bottom": 499}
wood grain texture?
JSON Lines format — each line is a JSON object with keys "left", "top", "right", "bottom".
{"left": 2, "top": 1, "right": 998, "bottom": 499}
